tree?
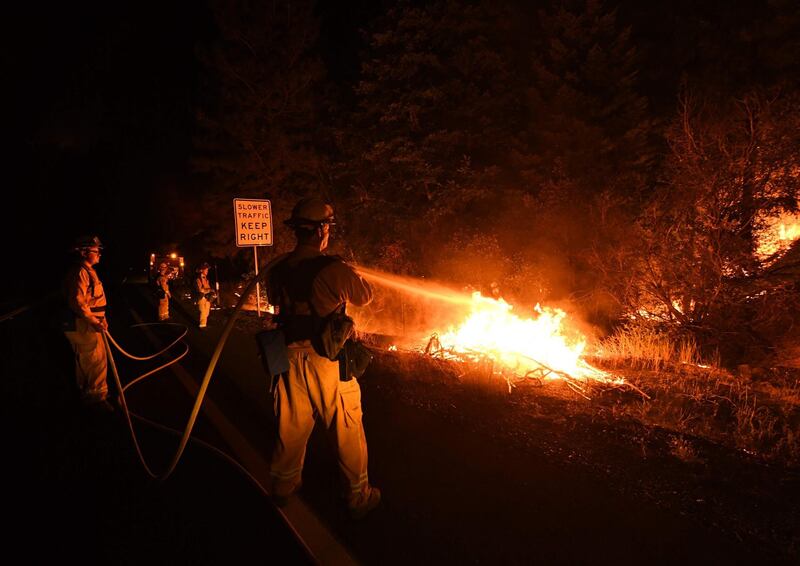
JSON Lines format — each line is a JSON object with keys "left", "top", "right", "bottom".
{"left": 519, "top": 0, "right": 657, "bottom": 317}
{"left": 337, "top": 0, "right": 524, "bottom": 275}
{"left": 620, "top": 86, "right": 800, "bottom": 362}
{"left": 336, "top": 0, "right": 662, "bottom": 313}
{"left": 192, "top": 0, "right": 328, "bottom": 257}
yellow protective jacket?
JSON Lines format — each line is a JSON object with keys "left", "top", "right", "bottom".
{"left": 195, "top": 274, "right": 212, "bottom": 298}
{"left": 64, "top": 263, "right": 106, "bottom": 322}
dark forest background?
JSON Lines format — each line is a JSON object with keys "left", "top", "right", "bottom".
{"left": 5, "top": 0, "right": 800, "bottom": 365}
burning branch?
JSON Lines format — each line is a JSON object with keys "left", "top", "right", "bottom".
{"left": 418, "top": 317, "right": 651, "bottom": 401}
{"left": 363, "top": 271, "right": 651, "bottom": 400}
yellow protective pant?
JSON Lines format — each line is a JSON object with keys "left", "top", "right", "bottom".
{"left": 270, "top": 347, "right": 370, "bottom": 506}
{"left": 64, "top": 318, "right": 108, "bottom": 401}
{"left": 197, "top": 297, "right": 210, "bottom": 327}
{"left": 158, "top": 298, "right": 169, "bottom": 321}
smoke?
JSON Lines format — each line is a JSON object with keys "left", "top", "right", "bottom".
{"left": 336, "top": 188, "right": 619, "bottom": 340}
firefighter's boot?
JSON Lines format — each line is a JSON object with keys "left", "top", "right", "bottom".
{"left": 348, "top": 486, "right": 381, "bottom": 520}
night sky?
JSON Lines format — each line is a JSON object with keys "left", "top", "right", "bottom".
{"left": 4, "top": 1, "right": 373, "bottom": 297}
{"left": 3, "top": 0, "right": 797, "bottom": 301}
{"left": 5, "top": 1, "right": 206, "bottom": 296}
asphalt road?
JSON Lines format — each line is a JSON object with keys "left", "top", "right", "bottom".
{"left": 4, "top": 280, "right": 792, "bottom": 565}
{"left": 2, "top": 288, "right": 312, "bottom": 565}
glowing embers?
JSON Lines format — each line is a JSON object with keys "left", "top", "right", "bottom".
{"left": 417, "top": 292, "right": 622, "bottom": 393}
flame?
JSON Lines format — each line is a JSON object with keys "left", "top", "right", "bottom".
{"left": 756, "top": 212, "right": 800, "bottom": 259}
{"left": 779, "top": 221, "right": 800, "bottom": 243}
{"left": 425, "top": 292, "right": 617, "bottom": 384}
{"left": 356, "top": 266, "right": 622, "bottom": 389}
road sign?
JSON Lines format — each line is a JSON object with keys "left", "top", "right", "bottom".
{"left": 233, "top": 198, "right": 273, "bottom": 247}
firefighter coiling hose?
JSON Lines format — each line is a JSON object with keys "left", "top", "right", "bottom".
{"left": 105, "top": 274, "right": 264, "bottom": 481}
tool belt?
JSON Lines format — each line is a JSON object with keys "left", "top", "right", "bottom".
{"left": 278, "top": 309, "right": 354, "bottom": 363}
{"left": 266, "top": 254, "right": 371, "bottom": 381}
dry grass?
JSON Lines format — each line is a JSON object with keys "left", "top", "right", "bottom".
{"left": 614, "top": 365, "right": 800, "bottom": 466}
{"left": 595, "top": 326, "right": 706, "bottom": 369}
{"left": 534, "top": 321, "right": 798, "bottom": 466}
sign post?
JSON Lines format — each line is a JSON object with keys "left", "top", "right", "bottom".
{"left": 233, "top": 198, "right": 273, "bottom": 316}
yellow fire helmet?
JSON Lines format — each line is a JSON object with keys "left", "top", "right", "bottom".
{"left": 73, "top": 235, "right": 103, "bottom": 251}
{"left": 285, "top": 197, "right": 335, "bottom": 227}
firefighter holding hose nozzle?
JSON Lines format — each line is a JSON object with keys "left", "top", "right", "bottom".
{"left": 265, "top": 197, "right": 380, "bottom": 519}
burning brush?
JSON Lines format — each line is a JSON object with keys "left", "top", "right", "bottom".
{"left": 415, "top": 293, "right": 648, "bottom": 400}
{"left": 355, "top": 267, "right": 648, "bottom": 400}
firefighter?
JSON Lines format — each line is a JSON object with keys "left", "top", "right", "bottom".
{"left": 265, "top": 197, "right": 380, "bottom": 519}
{"left": 195, "top": 262, "right": 212, "bottom": 328}
{"left": 63, "top": 235, "right": 112, "bottom": 411}
{"left": 156, "top": 262, "right": 171, "bottom": 320}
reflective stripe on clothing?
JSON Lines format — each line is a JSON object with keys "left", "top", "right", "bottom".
{"left": 270, "top": 467, "right": 303, "bottom": 481}
{"left": 195, "top": 275, "right": 211, "bottom": 295}
{"left": 349, "top": 474, "right": 369, "bottom": 494}
{"left": 64, "top": 264, "right": 106, "bottom": 321}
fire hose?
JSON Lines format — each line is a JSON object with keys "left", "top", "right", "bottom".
{"left": 102, "top": 273, "right": 265, "bottom": 481}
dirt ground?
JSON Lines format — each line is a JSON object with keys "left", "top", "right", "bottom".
{"left": 365, "top": 349, "right": 800, "bottom": 563}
